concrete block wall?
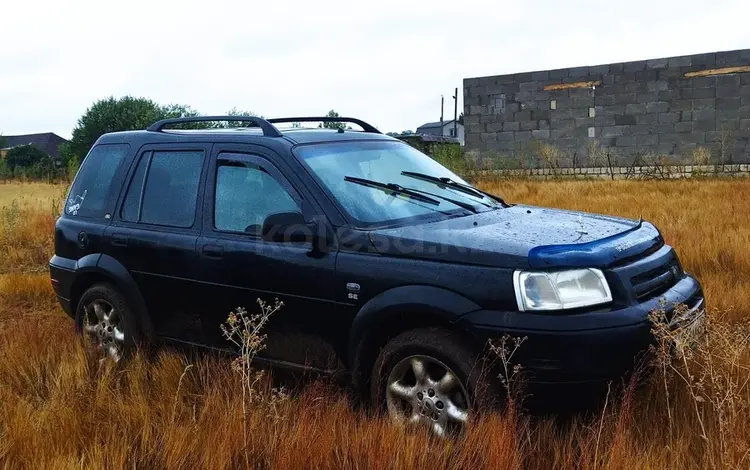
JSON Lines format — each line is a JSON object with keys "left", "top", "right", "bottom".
{"left": 463, "top": 49, "right": 750, "bottom": 166}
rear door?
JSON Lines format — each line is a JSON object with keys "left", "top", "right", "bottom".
{"left": 194, "top": 144, "right": 341, "bottom": 371}
{"left": 103, "top": 143, "right": 210, "bottom": 340}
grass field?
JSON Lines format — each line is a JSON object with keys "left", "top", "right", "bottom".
{"left": 0, "top": 180, "right": 749, "bottom": 469}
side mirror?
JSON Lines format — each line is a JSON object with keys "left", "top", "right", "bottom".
{"left": 261, "top": 211, "right": 310, "bottom": 243}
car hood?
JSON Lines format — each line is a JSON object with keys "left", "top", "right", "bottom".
{"left": 368, "top": 205, "right": 663, "bottom": 269}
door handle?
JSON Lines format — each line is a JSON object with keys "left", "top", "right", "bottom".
{"left": 201, "top": 244, "right": 224, "bottom": 259}
{"left": 111, "top": 234, "right": 129, "bottom": 247}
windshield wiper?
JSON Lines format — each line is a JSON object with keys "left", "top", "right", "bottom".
{"left": 344, "top": 176, "right": 440, "bottom": 205}
{"left": 344, "top": 176, "right": 477, "bottom": 214}
{"left": 400, "top": 171, "right": 507, "bottom": 206}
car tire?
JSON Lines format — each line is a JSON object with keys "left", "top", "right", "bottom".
{"left": 370, "top": 327, "right": 497, "bottom": 437}
{"left": 75, "top": 283, "right": 139, "bottom": 363}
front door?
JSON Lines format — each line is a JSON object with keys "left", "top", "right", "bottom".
{"left": 195, "top": 146, "right": 340, "bottom": 372}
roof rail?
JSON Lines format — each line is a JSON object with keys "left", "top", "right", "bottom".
{"left": 146, "top": 116, "right": 283, "bottom": 137}
{"left": 267, "top": 117, "right": 381, "bottom": 134}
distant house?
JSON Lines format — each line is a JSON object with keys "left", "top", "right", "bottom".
{"left": 0, "top": 133, "right": 69, "bottom": 161}
{"left": 415, "top": 120, "right": 464, "bottom": 145}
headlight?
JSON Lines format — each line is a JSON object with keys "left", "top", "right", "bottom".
{"left": 513, "top": 268, "right": 612, "bottom": 311}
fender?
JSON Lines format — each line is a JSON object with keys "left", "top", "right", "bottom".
{"left": 347, "top": 285, "right": 481, "bottom": 374}
{"left": 69, "top": 253, "right": 155, "bottom": 343}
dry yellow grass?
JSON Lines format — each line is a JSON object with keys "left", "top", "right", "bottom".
{"left": 0, "top": 179, "right": 748, "bottom": 469}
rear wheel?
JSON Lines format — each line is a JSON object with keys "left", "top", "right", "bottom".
{"left": 76, "top": 284, "right": 138, "bottom": 363}
{"left": 370, "top": 327, "right": 494, "bottom": 437}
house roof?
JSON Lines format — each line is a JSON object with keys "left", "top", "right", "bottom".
{"left": 416, "top": 120, "right": 458, "bottom": 131}
{"left": 1, "top": 133, "right": 69, "bottom": 160}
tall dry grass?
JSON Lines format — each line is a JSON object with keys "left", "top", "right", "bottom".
{"left": 0, "top": 180, "right": 749, "bottom": 469}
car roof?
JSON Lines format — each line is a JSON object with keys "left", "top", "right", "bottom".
{"left": 95, "top": 126, "right": 397, "bottom": 148}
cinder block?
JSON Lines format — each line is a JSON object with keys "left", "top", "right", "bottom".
{"left": 682, "top": 88, "right": 715, "bottom": 99}
{"left": 503, "top": 121, "right": 521, "bottom": 131}
{"left": 646, "top": 58, "right": 669, "bottom": 69}
{"left": 674, "top": 122, "right": 692, "bottom": 133}
{"left": 636, "top": 92, "right": 660, "bottom": 104}
{"left": 680, "top": 111, "right": 693, "bottom": 122}
{"left": 625, "top": 103, "right": 647, "bottom": 114}
{"left": 520, "top": 81, "right": 541, "bottom": 92}
{"left": 539, "top": 120, "right": 550, "bottom": 130}
{"left": 741, "top": 85, "right": 750, "bottom": 97}
{"left": 692, "top": 53, "right": 716, "bottom": 67}
{"left": 651, "top": 123, "right": 675, "bottom": 134}
{"left": 636, "top": 113, "right": 659, "bottom": 124}
{"left": 716, "top": 119, "right": 739, "bottom": 131}
{"left": 520, "top": 120, "right": 538, "bottom": 131}
{"left": 690, "top": 76, "right": 716, "bottom": 89}
{"left": 481, "top": 133, "right": 498, "bottom": 142}
{"left": 635, "top": 69, "right": 659, "bottom": 82}
{"left": 589, "top": 65, "right": 611, "bottom": 75}
{"left": 595, "top": 95, "right": 616, "bottom": 106}
{"left": 693, "top": 109, "right": 716, "bottom": 121}
{"left": 601, "top": 126, "right": 628, "bottom": 138}
{"left": 716, "top": 86, "right": 741, "bottom": 98}
{"left": 717, "top": 74, "right": 741, "bottom": 87}
{"left": 569, "top": 66, "right": 590, "bottom": 78}
{"left": 595, "top": 115, "right": 616, "bottom": 126}
{"left": 658, "top": 112, "right": 680, "bottom": 124}
{"left": 624, "top": 60, "right": 647, "bottom": 72}
{"left": 668, "top": 55, "right": 692, "bottom": 67}
{"left": 615, "top": 93, "right": 638, "bottom": 105}
{"left": 740, "top": 106, "right": 750, "bottom": 118}
{"left": 692, "top": 98, "right": 716, "bottom": 111}
{"left": 629, "top": 125, "right": 651, "bottom": 135}
{"left": 486, "top": 122, "right": 504, "bottom": 133}
{"left": 742, "top": 74, "right": 750, "bottom": 86}
{"left": 532, "top": 129, "right": 551, "bottom": 139}
{"left": 658, "top": 89, "right": 681, "bottom": 100}
{"left": 531, "top": 71, "right": 550, "bottom": 81}
{"left": 716, "top": 97, "right": 741, "bottom": 109}
{"left": 515, "top": 131, "right": 532, "bottom": 141}
{"left": 638, "top": 135, "right": 659, "bottom": 145}
{"left": 671, "top": 99, "right": 694, "bottom": 111}
{"left": 646, "top": 101, "right": 671, "bottom": 113}
{"left": 497, "top": 131, "right": 515, "bottom": 141}
{"left": 741, "top": 119, "right": 750, "bottom": 130}
{"left": 614, "top": 114, "right": 637, "bottom": 126}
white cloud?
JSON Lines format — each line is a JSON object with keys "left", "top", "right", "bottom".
{"left": 1, "top": 0, "right": 748, "bottom": 138}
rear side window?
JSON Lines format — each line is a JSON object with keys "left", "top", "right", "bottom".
{"left": 120, "top": 150, "right": 204, "bottom": 228}
{"left": 65, "top": 144, "right": 129, "bottom": 218}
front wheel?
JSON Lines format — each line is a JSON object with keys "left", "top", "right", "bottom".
{"left": 370, "top": 328, "right": 494, "bottom": 437}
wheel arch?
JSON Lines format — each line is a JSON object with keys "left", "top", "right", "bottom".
{"left": 348, "top": 285, "right": 482, "bottom": 400}
{"left": 71, "top": 254, "right": 155, "bottom": 343}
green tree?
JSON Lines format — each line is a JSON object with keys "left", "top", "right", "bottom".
{"left": 60, "top": 96, "right": 199, "bottom": 162}
{"left": 213, "top": 107, "right": 260, "bottom": 128}
{"left": 318, "top": 110, "right": 347, "bottom": 130}
{"left": 6, "top": 144, "right": 49, "bottom": 168}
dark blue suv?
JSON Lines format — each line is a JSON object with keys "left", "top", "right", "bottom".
{"left": 50, "top": 116, "right": 705, "bottom": 436}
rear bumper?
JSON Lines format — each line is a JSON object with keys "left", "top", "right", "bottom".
{"left": 459, "top": 275, "right": 704, "bottom": 384}
{"left": 49, "top": 255, "right": 77, "bottom": 318}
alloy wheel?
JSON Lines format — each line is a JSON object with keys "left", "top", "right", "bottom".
{"left": 385, "top": 355, "right": 470, "bottom": 437}
{"left": 82, "top": 299, "right": 125, "bottom": 362}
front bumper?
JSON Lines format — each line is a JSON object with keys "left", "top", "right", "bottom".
{"left": 458, "top": 275, "right": 704, "bottom": 384}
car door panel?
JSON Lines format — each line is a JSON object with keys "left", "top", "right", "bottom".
{"left": 195, "top": 145, "right": 341, "bottom": 371}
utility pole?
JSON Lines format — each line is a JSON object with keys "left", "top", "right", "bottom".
{"left": 452, "top": 87, "right": 458, "bottom": 139}
{"left": 440, "top": 95, "right": 444, "bottom": 131}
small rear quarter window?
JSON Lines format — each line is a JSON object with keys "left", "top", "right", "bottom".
{"left": 66, "top": 143, "right": 129, "bottom": 218}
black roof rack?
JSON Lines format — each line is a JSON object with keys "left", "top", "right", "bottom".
{"left": 267, "top": 117, "right": 380, "bottom": 134}
{"left": 146, "top": 116, "right": 283, "bottom": 137}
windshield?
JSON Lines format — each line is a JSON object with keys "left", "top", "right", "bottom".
{"left": 295, "top": 140, "right": 491, "bottom": 226}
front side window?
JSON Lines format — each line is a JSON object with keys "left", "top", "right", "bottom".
{"left": 295, "top": 140, "right": 490, "bottom": 226}
{"left": 66, "top": 143, "right": 129, "bottom": 218}
{"left": 214, "top": 157, "right": 299, "bottom": 234}
{"left": 120, "top": 150, "right": 204, "bottom": 228}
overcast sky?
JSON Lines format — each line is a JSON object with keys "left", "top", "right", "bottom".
{"left": 1, "top": 0, "right": 748, "bottom": 139}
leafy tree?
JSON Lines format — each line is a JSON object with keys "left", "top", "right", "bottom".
{"left": 60, "top": 96, "right": 199, "bottom": 162}
{"left": 386, "top": 132, "right": 401, "bottom": 137}
{"left": 213, "top": 107, "right": 260, "bottom": 128}
{"left": 318, "top": 110, "right": 347, "bottom": 130}
{"left": 6, "top": 144, "right": 50, "bottom": 168}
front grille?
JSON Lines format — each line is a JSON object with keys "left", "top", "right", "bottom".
{"left": 630, "top": 259, "right": 681, "bottom": 301}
